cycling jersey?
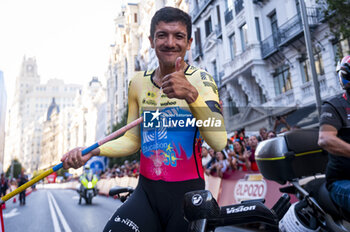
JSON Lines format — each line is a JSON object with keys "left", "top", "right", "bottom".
{"left": 99, "top": 65, "right": 227, "bottom": 182}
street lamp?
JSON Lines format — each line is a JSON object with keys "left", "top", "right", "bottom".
{"left": 299, "top": 0, "right": 322, "bottom": 119}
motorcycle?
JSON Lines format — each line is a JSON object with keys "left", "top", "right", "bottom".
{"left": 183, "top": 128, "right": 350, "bottom": 231}
{"left": 77, "top": 171, "right": 98, "bottom": 205}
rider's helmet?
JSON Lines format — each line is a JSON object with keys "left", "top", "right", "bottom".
{"left": 336, "top": 55, "right": 350, "bottom": 90}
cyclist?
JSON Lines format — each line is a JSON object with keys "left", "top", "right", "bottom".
{"left": 318, "top": 55, "right": 350, "bottom": 213}
{"left": 61, "top": 7, "right": 227, "bottom": 232}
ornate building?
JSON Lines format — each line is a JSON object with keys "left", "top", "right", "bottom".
{"left": 4, "top": 57, "right": 81, "bottom": 172}
{"left": 189, "top": 0, "right": 345, "bottom": 135}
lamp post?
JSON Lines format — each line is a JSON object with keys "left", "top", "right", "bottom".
{"left": 299, "top": 0, "right": 322, "bottom": 118}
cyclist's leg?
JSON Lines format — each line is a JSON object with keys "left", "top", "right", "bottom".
{"left": 103, "top": 184, "right": 162, "bottom": 232}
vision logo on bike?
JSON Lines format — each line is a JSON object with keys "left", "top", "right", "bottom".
{"left": 226, "top": 205, "right": 256, "bottom": 214}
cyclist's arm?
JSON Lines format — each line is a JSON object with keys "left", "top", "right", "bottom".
{"left": 318, "top": 124, "right": 350, "bottom": 158}
{"left": 98, "top": 78, "right": 141, "bottom": 157}
{"left": 188, "top": 72, "right": 227, "bottom": 152}
{"left": 318, "top": 102, "right": 350, "bottom": 158}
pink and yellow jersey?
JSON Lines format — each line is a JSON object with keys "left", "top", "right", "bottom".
{"left": 99, "top": 65, "right": 227, "bottom": 182}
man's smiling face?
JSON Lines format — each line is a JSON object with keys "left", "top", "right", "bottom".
{"left": 149, "top": 21, "right": 192, "bottom": 68}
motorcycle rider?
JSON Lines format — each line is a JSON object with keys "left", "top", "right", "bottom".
{"left": 318, "top": 55, "right": 350, "bottom": 213}
{"left": 78, "top": 165, "right": 98, "bottom": 204}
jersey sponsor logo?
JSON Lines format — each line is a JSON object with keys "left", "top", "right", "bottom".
{"left": 200, "top": 72, "right": 215, "bottom": 82}
{"left": 114, "top": 215, "right": 140, "bottom": 232}
{"left": 205, "top": 100, "right": 222, "bottom": 115}
{"left": 203, "top": 81, "right": 218, "bottom": 94}
{"left": 160, "top": 101, "right": 176, "bottom": 106}
{"left": 226, "top": 205, "right": 256, "bottom": 214}
{"left": 234, "top": 174, "right": 267, "bottom": 203}
{"left": 320, "top": 112, "right": 333, "bottom": 120}
{"left": 192, "top": 194, "right": 203, "bottom": 206}
{"left": 162, "top": 144, "right": 181, "bottom": 167}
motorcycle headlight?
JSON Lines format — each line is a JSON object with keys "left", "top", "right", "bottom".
{"left": 87, "top": 182, "right": 93, "bottom": 189}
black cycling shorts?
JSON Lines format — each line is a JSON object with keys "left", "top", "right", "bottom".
{"left": 103, "top": 175, "right": 204, "bottom": 232}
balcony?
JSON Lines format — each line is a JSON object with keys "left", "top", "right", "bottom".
{"left": 261, "top": 34, "right": 279, "bottom": 59}
{"left": 191, "top": 0, "right": 214, "bottom": 23}
{"left": 192, "top": 45, "right": 203, "bottom": 61}
{"left": 261, "top": 7, "right": 321, "bottom": 59}
{"left": 234, "top": 0, "right": 244, "bottom": 15}
{"left": 224, "top": 8, "right": 233, "bottom": 25}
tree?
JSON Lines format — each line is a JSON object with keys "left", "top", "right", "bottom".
{"left": 107, "top": 109, "right": 140, "bottom": 168}
{"left": 5, "top": 159, "right": 23, "bottom": 179}
{"left": 320, "top": 0, "right": 350, "bottom": 39}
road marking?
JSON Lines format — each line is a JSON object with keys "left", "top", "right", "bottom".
{"left": 48, "top": 192, "right": 61, "bottom": 232}
{"left": 3, "top": 208, "right": 20, "bottom": 219}
{"left": 48, "top": 191, "right": 72, "bottom": 232}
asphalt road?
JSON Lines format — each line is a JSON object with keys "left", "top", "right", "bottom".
{"left": 2, "top": 189, "right": 121, "bottom": 232}
{"left": 1, "top": 189, "right": 257, "bottom": 232}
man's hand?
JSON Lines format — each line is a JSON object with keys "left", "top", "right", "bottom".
{"left": 162, "top": 57, "right": 198, "bottom": 104}
{"left": 60, "top": 147, "right": 100, "bottom": 170}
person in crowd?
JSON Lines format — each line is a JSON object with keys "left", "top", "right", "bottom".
{"left": 318, "top": 55, "right": 350, "bottom": 213}
{"left": 212, "top": 151, "right": 230, "bottom": 178}
{"left": 0, "top": 173, "right": 8, "bottom": 198}
{"left": 17, "top": 170, "right": 28, "bottom": 206}
{"left": 267, "top": 130, "right": 277, "bottom": 139}
{"left": 248, "top": 135, "right": 259, "bottom": 171}
{"left": 201, "top": 146, "right": 211, "bottom": 169}
{"left": 233, "top": 140, "right": 251, "bottom": 171}
{"left": 259, "top": 127, "right": 268, "bottom": 141}
{"left": 61, "top": 7, "right": 227, "bottom": 232}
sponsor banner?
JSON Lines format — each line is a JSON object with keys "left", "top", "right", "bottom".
{"left": 208, "top": 171, "right": 297, "bottom": 208}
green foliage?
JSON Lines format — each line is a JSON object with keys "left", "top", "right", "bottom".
{"left": 319, "top": 0, "right": 350, "bottom": 39}
{"left": 5, "top": 159, "right": 22, "bottom": 179}
{"left": 56, "top": 168, "right": 68, "bottom": 179}
{"left": 108, "top": 109, "right": 140, "bottom": 168}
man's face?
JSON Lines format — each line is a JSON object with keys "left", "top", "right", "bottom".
{"left": 249, "top": 136, "right": 258, "bottom": 148}
{"left": 149, "top": 21, "right": 192, "bottom": 68}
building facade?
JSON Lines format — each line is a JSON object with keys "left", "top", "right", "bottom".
{"left": 189, "top": 0, "right": 347, "bottom": 135}
{"left": 4, "top": 57, "right": 82, "bottom": 172}
{"left": 0, "top": 71, "right": 7, "bottom": 173}
{"left": 39, "top": 77, "right": 107, "bottom": 176}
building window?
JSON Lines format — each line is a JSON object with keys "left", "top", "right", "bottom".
{"left": 240, "top": 23, "right": 248, "bottom": 52}
{"left": 255, "top": 17, "right": 262, "bottom": 42}
{"left": 134, "top": 13, "right": 138, "bottom": 23}
{"left": 228, "top": 97, "right": 239, "bottom": 116}
{"left": 229, "top": 33, "right": 236, "bottom": 60}
{"left": 273, "top": 65, "right": 292, "bottom": 95}
{"left": 258, "top": 85, "right": 267, "bottom": 104}
{"left": 212, "top": 60, "right": 218, "bottom": 83}
{"left": 300, "top": 47, "right": 325, "bottom": 83}
{"left": 205, "top": 17, "right": 213, "bottom": 37}
{"left": 234, "top": 0, "right": 244, "bottom": 15}
{"left": 125, "top": 58, "right": 128, "bottom": 75}
{"left": 124, "top": 34, "right": 127, "bottom": 43}
{"left": 270, "top": 11, "right": 278, "bottom": 46}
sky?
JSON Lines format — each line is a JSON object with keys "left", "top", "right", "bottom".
{"left": 0, "top": 0, "right": 125, "bottom": 106}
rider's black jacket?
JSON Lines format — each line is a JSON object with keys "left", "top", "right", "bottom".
{"left": 320, "top": 92, "right": 350, "bottom": 188}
